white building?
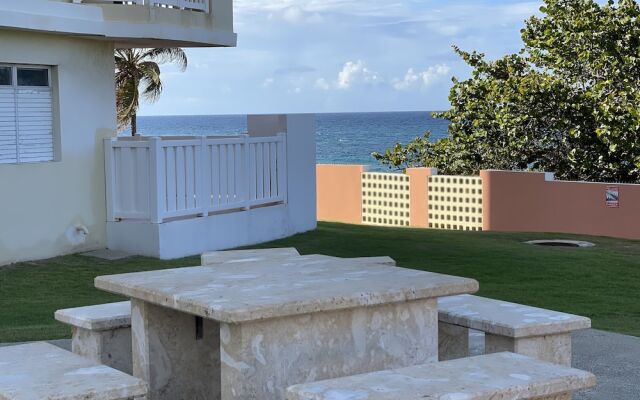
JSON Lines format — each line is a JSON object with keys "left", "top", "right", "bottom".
{"left": 0, "top": 1, "right": 316, "bottom": 265}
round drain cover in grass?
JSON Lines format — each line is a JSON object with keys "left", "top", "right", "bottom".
{"left": 525, "top": 240, "right": 595, "bottom": 248}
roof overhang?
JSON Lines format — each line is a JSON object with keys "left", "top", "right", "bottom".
{"left": 0, "top": 1, "right": 237, "bottom": 48}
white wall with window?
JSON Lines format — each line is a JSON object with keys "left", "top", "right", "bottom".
{"left": 0, "top": 64, "right": 57, "bottom": 164}
{"left": 0, "top": 30, "right": 116, "bottom": 266}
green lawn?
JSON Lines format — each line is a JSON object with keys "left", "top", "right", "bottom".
{"left": 2, "top": 222, "right": 640, "bottom": 343}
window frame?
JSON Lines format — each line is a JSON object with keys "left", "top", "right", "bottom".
{"left": 0, "top": 65, "right": 13, "bottom": 87}
{"left": 15, "top": 65, "right": 52, "bottom": 89}
{"left": 0, "top": 63, "right": 55, "bottom": 165}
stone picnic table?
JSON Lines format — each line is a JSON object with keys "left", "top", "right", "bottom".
{"left": 95, "top": 258, "right": 478, "bottom": 400}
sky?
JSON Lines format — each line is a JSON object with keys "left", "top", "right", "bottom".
{"left": 139, "top": 0, "right": 543, "bottom": 116}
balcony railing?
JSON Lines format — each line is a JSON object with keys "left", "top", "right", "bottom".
{"left": 72, "top": 0, "right": 210, "bottom": 13}
{"left": 104, "top": 134, "right": 287, "bottom": 223}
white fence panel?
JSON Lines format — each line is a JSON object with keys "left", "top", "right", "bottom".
{"left": 105, "top": 133, "right": 287, "bottom": 223}
{"left": 161, "top": 140, "right": 202, "bottom": 219}
{"left": 248, "top": 135, "right": 287, "bottom": 207}
{"left": 105, "top": 140, "right": 151, "bottom": 221}
{"left": 200, "top": 136, "right": 259, "bottom": 213}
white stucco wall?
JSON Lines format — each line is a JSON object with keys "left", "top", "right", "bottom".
{"left": 0, "top": 30, "right": 116, "bottom": 265}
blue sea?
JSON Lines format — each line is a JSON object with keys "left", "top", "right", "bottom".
{"left": 132, "top": 112, "right": 450, "bottom": 170}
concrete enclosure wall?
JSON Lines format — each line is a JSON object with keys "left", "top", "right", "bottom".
{"left": 0, "top": 31, "right": 116, "bottom": 266}
{"left": 482, "top": 170, "right": 640, "bottom": 239}
{"left": 317, "top": 165, "right": 431, "bottom": 228}
{"left": 317, "top": 164, "right": 640, "bottom": 240}
{"left": 316, "top": 165, "right": 364, "bottom": 225}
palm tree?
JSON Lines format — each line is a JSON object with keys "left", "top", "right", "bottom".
{"left": 115, "top": 48, "right": 188, "bottom": 136}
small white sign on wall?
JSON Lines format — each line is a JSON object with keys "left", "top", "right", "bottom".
{"left": 606, "top": 186, "right": 620, "bottom": 208}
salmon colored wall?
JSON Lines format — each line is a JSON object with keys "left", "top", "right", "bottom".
{"left": 317, "top": 164, "right": 365, "bottom": 224}
{"left": 406, "top": 168, "right": 437, "bottom": 228}
{"left": 482, "top": 170, "right": 640, "bottom": 239}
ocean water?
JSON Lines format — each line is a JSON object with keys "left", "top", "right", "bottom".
{"left": 132, "top": 112, "right": 450, "bottom": 170}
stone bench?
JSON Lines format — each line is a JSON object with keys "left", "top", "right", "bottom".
{"left": 55, "top": 301, "right": 132, "bottom": 374}
{"left": 201, "top": 247, "right": 301, "bottom": 265}
{"left": 201, "top": 247, "right": 396, "bottom": 267}
{"left": 287, "top": 352, "right": 596, "bottom": 400}
{"left": 280, "top": 254, "right": 396, "bottom": 266}
{"left": 0, "top": 342, "right": 147, "bottom": 400}
{"left": 438, "top": 294, "right": 592, "bottom": 366}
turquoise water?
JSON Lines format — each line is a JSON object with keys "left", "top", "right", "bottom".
{"left": 133, "top": 112, "right": 450, "bottom": 170}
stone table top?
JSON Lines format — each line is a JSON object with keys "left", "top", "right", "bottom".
{"left": 55, "top": 301, "right": 131, "bottom": 331}
{"left": 95, "top": 260, "right": 478, "bottom": 324}
{"left": 0, "top": 342, "right": 147, "bottom": 400}
{"left": 286, "top": 352, "right": 596, "bottom": 400}
{"left": 438, "top": 294, "right": 592, "bottom": 338}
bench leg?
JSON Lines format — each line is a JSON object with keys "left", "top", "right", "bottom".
{"left": 438, "top": 322, "right": 469, "bottom": 361}
{"left": 484, "top": 333, "right": 572, "bottom": 366}
{"left": 72, "top": 326, "right": 133, "bottom": 374}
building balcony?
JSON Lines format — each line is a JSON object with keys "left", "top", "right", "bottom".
{"left": 0, "top": 0, "right": 236, "bottom": 48}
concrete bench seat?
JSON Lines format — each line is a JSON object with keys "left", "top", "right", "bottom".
{"left": 438, "top": 295, "right": 592, "bottom": 366}
{"left": 287, "top": 352, "right": 596, "bottom": 400}
{"left": 277, "top": 254, "right": 396, "bottom": 266}
{"left": 55, "top": 301, "right": 132, "bottom": 374}
{"left": 201, "top": 247, "right": 396, "bottom": 267}
{"left": 201, "top": 247, "right": 301, "bottom": 265}
{"left": 0, "top": 342, "right": 147, "bottom": 400}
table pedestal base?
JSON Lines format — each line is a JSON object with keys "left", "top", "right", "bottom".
{"left": 132, "top": 300, "right": 221, "bottom": 400}
{"left": 132, "top": 298, "right": 437, "bottom": 400}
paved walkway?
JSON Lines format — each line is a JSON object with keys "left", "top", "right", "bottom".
{"left": 572, "top": 329, "right": 640, "bottom": 400}
{"left": 2, "top": 329, "right": 638, "bottom": 398}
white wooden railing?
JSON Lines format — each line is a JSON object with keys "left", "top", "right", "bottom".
{"left": 73, "top": 0, "right": 210, "bottom": 13}
{"left": 104, "top": 134, "right": 287, "bottom": 223}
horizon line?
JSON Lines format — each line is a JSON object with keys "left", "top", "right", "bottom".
{"left": 137, "top": 110, "right": 448, "bottom": 118}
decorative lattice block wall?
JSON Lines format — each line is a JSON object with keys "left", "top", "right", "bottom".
{"left": 362, "top": 172, "right": 411, "bottom": 227}
{"left": 428, "top": 175, "right": 483, "bottom": 231}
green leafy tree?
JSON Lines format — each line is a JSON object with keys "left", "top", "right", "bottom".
{"left": 115, "top": 48, "right": 187, "bottom": 135}
{"left": 375, "top": 0, "right": 640, "bottom": 182}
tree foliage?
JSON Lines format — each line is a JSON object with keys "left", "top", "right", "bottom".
{"left": 374, "top": 0, "right": 640, "bottom": 182}
{"left": 115, "top": 48, "right": 187, "bottom": 135}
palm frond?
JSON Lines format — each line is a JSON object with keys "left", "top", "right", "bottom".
{"left": 141, "top": 48, "right": 188, "bottom": 71}
{"left": 139, "top": 61, "right": 163, "bottom": 102}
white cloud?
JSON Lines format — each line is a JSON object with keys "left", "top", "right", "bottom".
{"left": 337, "top": 60, "right": 382, "bottom": 89}
{"left": 392, "top": 64, "right": 451, "bottom": 91}
{"left": 279, "top": 6, "right": 324, "bottom": 24}
{"left": 261, "top": 77, "right": 275, "bottom": 88}
{"left": 314, "top": 61, "right": 450, "bottom": 92}
{"left": 314, "top": 78, "right": 331, "bottom": 91}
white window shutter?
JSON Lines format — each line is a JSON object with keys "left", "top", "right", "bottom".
{"left": 16, "top": 87, "right": 54, "bottom": 163}
{"left": 0, "top": 87, "right": 18, "bottom": 164}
